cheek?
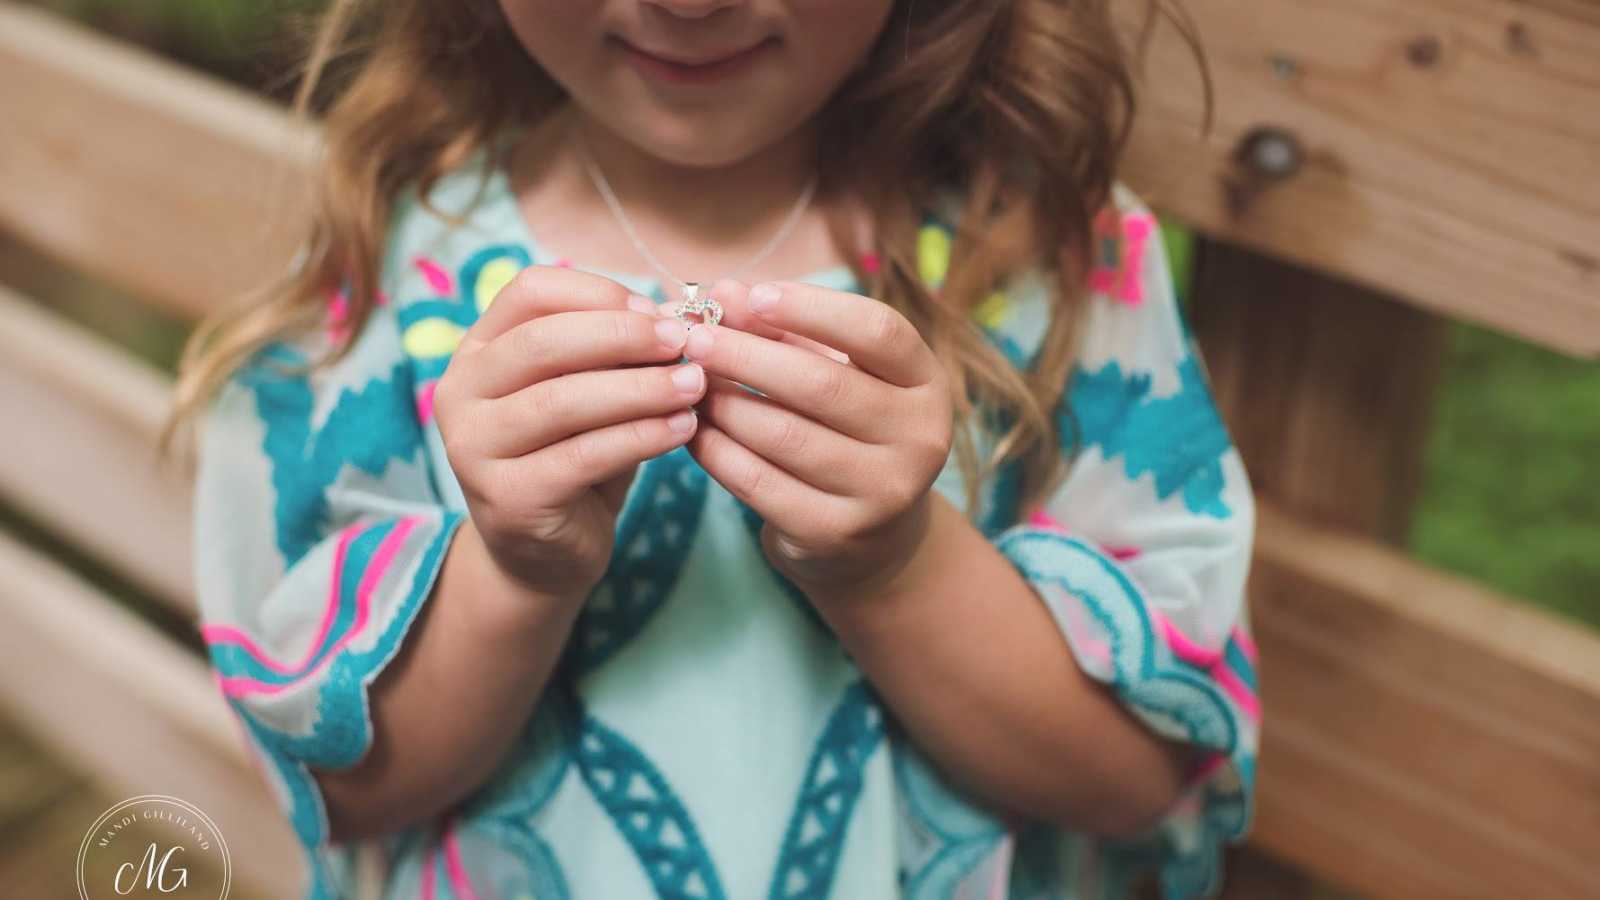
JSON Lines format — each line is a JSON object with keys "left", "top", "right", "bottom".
{"left": 498, "top": 0, "right": 598, "bottom": 90}
{"left": 787, "top": 0, "right": 896, "bottom": 85}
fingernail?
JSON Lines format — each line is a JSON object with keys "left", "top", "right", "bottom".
{"left": 667, "top": 409, "right": 697, "bottom": 434}
{"left": 671, "top": 363, "right": 704, "bottom": 394}
{"left": 749, "top": 283, "right": 781, "bottom": 314}
{"left": 684, "top": 326, "right": 714, "bottom": 359}
{"left": 655, "top": 317, "right": 687, "bottom": 349}
{"left": 627, "top": 294, "right": 657, "bottom": 315}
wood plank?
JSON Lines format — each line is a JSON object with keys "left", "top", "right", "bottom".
{"left": 0, "top": 788, "right": 112, "bottom": 899}
{"left": 0, "top": 533, "right": 303, "bottom": 898}
{"left": 1248, "top": 501, "right": 1600, "bottom": 899}
{"left": 1125, "top": 0, "right": 1600, "bottom": 358}
{"left": 0, "top": 2, "right": 315, "bottom": 322}
{"left": 0, "top": 286, "right": 194, "bottom": 613}
{"left": 1192, "top": 242, "right": 1448, "bottom": 542}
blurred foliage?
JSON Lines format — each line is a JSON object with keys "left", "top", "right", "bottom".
{"left": 23, "top": 0, "right": 321, "bottom": 95}
{"left": 12, "top": 0, "right": 1599, "bottom": 629}
{"left": 1410, "top": 324, "right": 1600, "bottom": 627}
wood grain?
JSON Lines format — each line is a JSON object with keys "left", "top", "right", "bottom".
{"left": 1124, "top": 0, "right": 1600, "bottom": 358}
{"left": 0, "top": 533, "right": 303, "bottom": 898}
{"left": 0, "top": 3, "right": 315, "bottom": 322}
{"left": 1248, "top": 502, "right": 1600, "bottom": 899}
{"left": 1192, "top": 242, "right": 1449, "bottom": 541}
{"left": 0, "top": 286, "right": 194, "bottom": 613}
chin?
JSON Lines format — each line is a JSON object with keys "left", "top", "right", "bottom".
{"left": 626, "top": 113, "right": 782, "bottom": 169}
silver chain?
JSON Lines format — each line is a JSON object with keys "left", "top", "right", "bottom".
{"left": 573, "top": 125, "right": 819, "bottom": 291}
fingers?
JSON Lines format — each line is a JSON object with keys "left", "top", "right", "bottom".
{"left": 460, "top": 265, "right": 641, "bottom": 351}
{"left": 469, "top": 309, "right": 690, "bottom": 398}
{"left": 698, "top": 376, "right": 872, "bottom": 495}
{"left": 681, "top": 323, "right": 893, "bottom": 441}
{"left": 745, "top": 281, "right": 936, "bottom": 387}
{"left": 687, "top": 420, "right": 851, "bottom": 541}
{"left": 699, "top": 278, "right": 790, "bottom": 340}
{"left": 479, "top": 363, "right": 706, "bottom": 458}
{"left": 505, "top": 409, "right": 699, "bottom": 506}
{"left": 702, "top": 279, "right": 852, "bottom": 365}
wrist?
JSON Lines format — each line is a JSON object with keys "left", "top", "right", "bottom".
{"left": 450, "top": 518, "right": 589, "bottom": 636}
{"left": 784, "top": 492, "right": 939, "bottom": 608}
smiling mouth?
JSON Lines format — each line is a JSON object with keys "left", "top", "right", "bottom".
{"left": 615, "top": 36, "right": 775, "bottom": 85}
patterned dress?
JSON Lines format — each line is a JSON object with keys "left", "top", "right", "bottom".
{"left": 193, "top": 152, "right": 1259, "bottom": 900}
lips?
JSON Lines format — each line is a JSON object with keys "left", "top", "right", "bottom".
{"left": 616, "top": 36, "right": 774, "bottom": 85}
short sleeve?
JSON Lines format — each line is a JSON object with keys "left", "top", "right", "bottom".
{"left": 990, "top": 188, "right": 1259, "bottom": 898}
{"left": 192, "top": 296, "right": 465, "bottom": 895}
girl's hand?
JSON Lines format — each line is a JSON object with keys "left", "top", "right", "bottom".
{"left": 433, "top": 267, "right": 705, "bottom": 601}
{"left": 681, "top": 279, "right": 953, "bottom": 596}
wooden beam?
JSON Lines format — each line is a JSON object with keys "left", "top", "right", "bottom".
{"left": 1191, "top": 242, "right": 1449, "bottom": 542}
{"left": 0, "top": 2, "right": 315, "bottom": 322}
{"left": 0, "top": 533, "right": 303, "bottom": 898}
{"left": 0, "top": 286, "right": 194, "bottom": 614}
{"left": 1125, "top": 0, "right": 1600, "bottom": 358}
{"left": 1248, "top": 501, "right": 1600, "bottom": 899}
{"left": 1188, "top": 234, "right": 1600, "bottom": 896}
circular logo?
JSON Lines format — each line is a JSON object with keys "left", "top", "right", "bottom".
{"left": 77, "top": 795, "right": 231, "bottom": 899}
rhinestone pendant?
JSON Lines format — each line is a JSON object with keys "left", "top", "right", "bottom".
{"left": 674, "top": 282, "right": 723, "bottom": 329}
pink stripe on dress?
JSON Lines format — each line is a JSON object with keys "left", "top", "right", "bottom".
{"left": 1020, "top": 510, "right": 1262, "bottom": 721}
{"left": 207, "top": 516, "right": 421, "bottom": 697}
{"left": 443, "top": 819, "right": 480, "bottom": 900}
{"left": 202, "top": 522, "right": 358, "bottom": 675}
{"left": 419, "top": 846, "right": 437, "bottom": 900}
{"left": 1150, "top": 609, "right": 1261, "bottom": 722}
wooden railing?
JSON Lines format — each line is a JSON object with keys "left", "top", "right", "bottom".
{"left": 1, "top": 2, "right": 1596, "bottom": 897}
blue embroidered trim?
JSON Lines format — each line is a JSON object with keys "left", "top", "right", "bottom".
{"left": 208, "top": 518, "right": 394, "bottom": 686}
{"left": 993, "top": 527, "right": 1255, "bottom": 899}
{"left": 997, "top": 530, "right": 1240, "bottom": 752}
{"left": 224, "top": 336, "right": 464, "bottom": 894}
{"left": 224, "top": 511, "right": 462, "bottom": 898}
{"left": 889, "top": 734, "right": 1006, "bottom": 900}
{"left": 766, "top": 680, "right": 887, "bottom": 899}
{"left": 572, "top": 447, "right": 709, "bottom": 674}
{"left": 574, "top": 710, "right": 727, "bottom": 900}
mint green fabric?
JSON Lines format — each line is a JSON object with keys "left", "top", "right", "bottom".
{"left": 192, "top": 150, "right": 1258, "bottom": 899}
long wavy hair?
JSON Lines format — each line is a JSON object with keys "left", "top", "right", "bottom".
{"left": 165, "top": 0, "right": 1205, "bottom": 518}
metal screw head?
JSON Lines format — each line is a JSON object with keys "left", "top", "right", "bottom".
{"left": 1234, "top": 126, "right": 1305, "bottom": 181}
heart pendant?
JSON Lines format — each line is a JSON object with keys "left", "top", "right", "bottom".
{"left": 674, "top": 282, "right": 723, "bottom": 329}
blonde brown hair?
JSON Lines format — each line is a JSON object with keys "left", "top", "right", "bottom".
{"left": 166, "top": 0, "right": 1204, "bottom": 519}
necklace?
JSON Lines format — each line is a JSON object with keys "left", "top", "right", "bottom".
{"left": 573, "top": 125, "right": 818, "bottom": 328}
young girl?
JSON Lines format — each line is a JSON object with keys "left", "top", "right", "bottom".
{"left": 172, "top": 1, "right": 1258, "bottom": 898}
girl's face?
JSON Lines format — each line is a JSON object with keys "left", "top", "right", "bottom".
{"left": 499, "top": 0, "right": 895, "bottom": 168}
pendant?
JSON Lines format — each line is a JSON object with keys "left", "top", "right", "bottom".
{"left": 674, "top": 282, "right": 723, "bottom": 329}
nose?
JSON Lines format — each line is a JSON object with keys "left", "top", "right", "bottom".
{"left": 643, "top": 0, "right": 740, "bottom": 20}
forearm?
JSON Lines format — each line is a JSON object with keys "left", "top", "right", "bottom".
{"left": 804, "top": 495, "right": 1190, "bottom": 836}
{"left": 314, "top": 518, "right": 583, "bottom": 841}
